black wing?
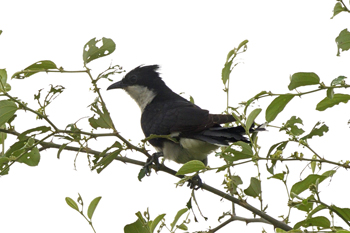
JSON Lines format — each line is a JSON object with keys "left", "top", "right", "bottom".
{"left": 141, "top": 99, "right": 210, "bottom": 137}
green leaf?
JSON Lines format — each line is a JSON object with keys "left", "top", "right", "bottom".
{"left": 189, "top": 95, "right": 194, "bottom": 104}
{"left": 57, "top": 143, "right": 68, "bottom": 159}
{"left": 5, "top": 140, "right": 40, "bottom": 166}
{"left": 316, "top": 94, "right": 350, "bottom": 111}
{"left": 65, "top": 197, "right": 79, "bottom": 211}
{"left": 268, "top": 173, "right": 285, "bottom": 181}
{"left": 331, "top": 205, "right": 350, "bottom": 221}
{"left": 336, "top": 29, "right": 350, "bottom": 56}
{"left": 83, "top": 37, "right": 116, "bottom": 65}
{"left": 308, "top": 204, "right": 327, "bottom": 218}
{"left": 176, "top": 160, "right": 205, "bottom": 175}
{"left": 294, "top": 216, "right": 330, "bottom": 229}
{"left": 0, "top": 69, "right": 7, "bottom": 84}
{"left": 221, "top": 60, "right": 232, "bottom": 85}
{"left": 12, "top": 60, "right": 58, "bottom": 79}
{"left": 296, "top": 195, "right": 314, "bottom": 212}
{"left": 237, "top": 39, "right": 249, "bottom": 52}
{"left": 0, "top": 157, "right": 10, "bottom": 175}
{"left": 0, "top": 124, "right": 7, "bottom": 144}
{"left": 301, "top": 122, "right": 329, "bottom": 140}
{"left": 225, "top": 40, "right": 248, "bottom": 63}
{"left": 17, "top": 147, "right": 40, "bottom": 166}
{"left": 244, "top": 91, "right": 268, "bottom": 116}
{"left": 4, "top": 140, "right": 26, "bottom": 157}
{"left": 291, "top": 170, "right": 336, "bottom": 196}
{"left": 223, "top": 141, "right": 253, "bottom": 162}
{"left": 281, "top": 116, "right": 305, "bottom": 136}
{"left": 170, "top": 208, "right": 188, "bottom": 231}
{"left": 246, "top": 108, "right": 261, "bottom": 132}
{"left": 265, "top": 94, "right": 294, "bottom": 122}
{"left": 138, "top": 167, "right": 147, "bottom": 181}
{"left": 228, "top": 175, "right": 243, "bottom": 194}
{"left": 89, "top": 101, "right": 113, "bottom": 129}
{"left": 177, "top": 223, "right": 188, "bottom": 230}
{"left": 87, "top": 196, "right": 102, "bottom": 220}
{"left": 18, "top": 126, "right": 51, "bottom": 141}
{"left": 0, "top": 100, "right": 17, "bottom": 126}
{"left": 267, "top": 141, "right": 288, "bottom": 158}
{"left": 311, "top": 155, "right": 317, "bottom": 173}
{"left": 94, "top": 149, "right": 121, "bottom": 174}
{"left": 186, "top": 197, "right": 192, "bottom": 210}
{"left": 124, "top": 218, "right": 149, "bottom": 233}
{"left": 244, "top": 177, "right": 261, "bottom": 198}
{"left": 331, "top": 2, "right": 346, "bottom": 19}
{"left": 135, "top": 211, "right": 147, "bottom": 224}
{"left": 150, "top": 214, "right": 166, "bottom": 233}
{"left": 0, "top": 69, "right": 11, "bottom": 93}
{"left": 288, "top": 72, "right": 320, "bottom": 90}
{"left": 331, "top": 76, "right": 347, "bottom": 86}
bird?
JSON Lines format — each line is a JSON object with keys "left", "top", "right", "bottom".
{"left": 107, "top": 65, "right": 262, "bottom": 170}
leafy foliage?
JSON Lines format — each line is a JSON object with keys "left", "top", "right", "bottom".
{"left": 265, "top": 94, "right": 294, "bottom": 122}
{"left": 176, "top": 160, "right": 206, "bottom": 175}
{"left": 288, "top": 72, "right": 320, "bottom": 90}
{"left": 2, "top": 3, "right": 350, "bottom": 231}
{"left": 83, "top": 37, "right": 116, "bottom": 65}
{"left": 316, "top": 94, "right": 350, "bottom": 111}
{"left": 12, "top": 60, "right": 59, "bottom": 79}
{"left": 336, "top": 29, "right": 350, "bottom": 56}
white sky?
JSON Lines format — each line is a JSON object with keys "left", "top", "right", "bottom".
{"left": 1, "top": 1, "right": 350, "bottom": 232}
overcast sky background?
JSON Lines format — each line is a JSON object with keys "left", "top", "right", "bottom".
{"left": 1, "top": 1, "right": 350, "bottom": 232}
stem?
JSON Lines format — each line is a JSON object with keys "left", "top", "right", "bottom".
{"left": 79, "top": 212, "right": 97, "bottom": 233}
{"left": 246, "top": 84, "right": 350, "bottom": 107}
{"left": 209, "top": 216, "right": 271, "bottom": 233}
{"left": 57, "top": 130, "right": 116, "bottom": 138}
{"left": 85, "top": 69, "right": 116, "bottom": 130}
{"left": 339, "top": 0, "right": 350, "bottom": 13}
{"left": 304, "top": 143, "right": 323, "bottom": 160}
{"left": 3, "top": 92, "right": 59, "bottom": 131}
{"left": 223, "top": 155, "right": 350, "bottom": 170}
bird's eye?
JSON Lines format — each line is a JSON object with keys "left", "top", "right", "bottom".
{"left": 129, "top": 75, "right": 138, "bottom": 84}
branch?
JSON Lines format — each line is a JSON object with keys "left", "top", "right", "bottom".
{"left": 39, "top": 141, "right": 293, "bottom": 230}
{"left": 156, "top": 164, "right": 292, "bottom": 231}
{"left": 225, "top": 156, "right": 350, "bottom": 170}
{"left": 0, "top": 130, "right": 292, "bottom": 230}
{"left": 39, "top": 141, "right": 146, "bottom": 167}
{"left": 3, "top": 92, "right": 59, "bottom": 131}
{"left": 339, "top": 0, "right": 350, "bottom": 13}
{"left": 243, "top": 84, "right": 350, "bottom": 109}
{"left": 209, "top": 215, "right": 271, "bottom": 233}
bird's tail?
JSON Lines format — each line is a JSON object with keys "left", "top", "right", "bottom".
{"left": 192, "top": 124, "right": 266, "bottom": 146}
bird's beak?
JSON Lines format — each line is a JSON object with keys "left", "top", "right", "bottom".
{"left": 107, "top": 81, "right": 126, "bottom": 90}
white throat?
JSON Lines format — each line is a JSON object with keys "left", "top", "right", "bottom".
{"left": 124, "top": 85, "right": 157, "bottom": 112}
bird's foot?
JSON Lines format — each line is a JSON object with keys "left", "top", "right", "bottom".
{"left": 187, "top": 175, "right": 203, "bottom": 190}
{"left": 143, "top": 152, "right": 164, "bottom": 176}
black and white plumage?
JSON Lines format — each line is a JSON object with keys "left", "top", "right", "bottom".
{"left": 107, "top": 65, "right": 256, "bottom": 165}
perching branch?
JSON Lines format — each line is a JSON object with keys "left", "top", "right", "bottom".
{"left": 208, "top": 215, "right": 271, "bottom": 233}
{"left": 0, "top": 127, "right": 292, "bottom": 231}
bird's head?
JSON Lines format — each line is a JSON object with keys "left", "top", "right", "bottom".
{"left": 107, "top": 65, "right": 162, "bottom": 91}
{"left": 107, "top": 65, "right": 167, "bottom": 112}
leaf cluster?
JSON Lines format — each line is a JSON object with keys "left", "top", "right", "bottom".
{"left": 2, "top": 2, "right": 350, "bottom": 231}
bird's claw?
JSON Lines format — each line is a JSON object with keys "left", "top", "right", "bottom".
{"left": 187, "top": 175, "right": 203, "bottom": 190}
{"left": 143, "top": 152, "right": 163, "bottom": 176}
